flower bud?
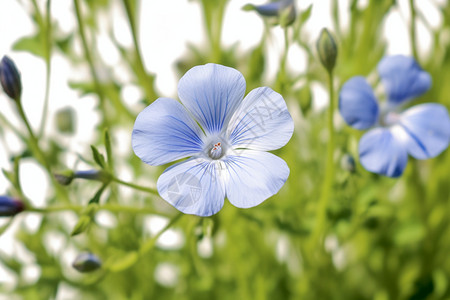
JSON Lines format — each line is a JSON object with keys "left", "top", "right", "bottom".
{"left": 0, "top": 196, "right": 25, "bottom": 217}
{"left": 56, "top": 107, "right": 76, "bottom": 134}
{"left": 74, "top": 170, "right": 110, "bottom": 182}
{"left": 243, "top": 0, "right": 296, "bottom": 26}
{"left": 72, "top": 252, "right": 102, "bottom": 273}
{"left": 0, "top": 56, "right": 22, "bottom": 101}
{"left": 340, "top": 153, "right": 356, "bottom": 173}
{"left": 54, "top": 170, "right": 75, "bottom": 186}
{"left": 316, "top": 28, "right": 338, "bottom": 73}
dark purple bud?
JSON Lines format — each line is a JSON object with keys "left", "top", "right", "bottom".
{"left": 0, "top": 56, "right": 22, "bottom": 101}
{"left": 72, "top": 252, "right": 102, "bottom": 273}
{"left": 0, "top": 196, "right": 25, "bottom": 217}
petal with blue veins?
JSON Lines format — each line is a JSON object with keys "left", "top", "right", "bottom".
{"left": 227, "top": 87, "right": 294, "bottom": 151}
{"left": 178, "top": 64, "right": 246, "bottom": 135}
{"left": 132, "top": 98, "right": 205, "bottom": 166}
{"left": 378, "top": 55, "right": 431, "bottom": 105}
{"left": 157, "top": 158, "right": 225, "bottom": 216}
{"left": 223, "top": 150, "right": 289, "bottom": 208}
{"left": 359, "top": 127, "right": 408, "bottom": 177}
{"left": 339, "top": 76, "right": 379, "bottom": 130}
{"left": 399, "top": 103, "right": 450, "bottom": 159}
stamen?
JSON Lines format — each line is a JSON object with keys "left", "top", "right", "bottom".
{"left": 209, "top": 142, "right": 223, "bottom": 159}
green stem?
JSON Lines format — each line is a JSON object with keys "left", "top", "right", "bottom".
{"left": 139, "top": 213, "right": 183, "bottom": 255}
{"left": 73, "top": 0, "right": 109, "bottom": 128}
{"left": 409, "top": 0, "right": 418, "bottom": 59}
{"left": 38, "top": 0, "right": 52, "bottom": 137}
{"left": 16, "top": 101, "right": 48, "bottom": 169}
{"left": 27, "top": 203, "right": 164, "bottom": 215}
{"left": 110, "top": 176, "right": 159, "bottom": 195}
{"left": 122, "top": 0, "right": 156, "bottom": 102}
{"left": 309, "top": 71, "right": 336, "bottom": 249}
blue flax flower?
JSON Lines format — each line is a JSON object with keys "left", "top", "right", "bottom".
{"left": 339, "top": 55, "right": 450, "bottom": 177}
{"left": 132, "top": 64, "right": 294, "bottom": 216}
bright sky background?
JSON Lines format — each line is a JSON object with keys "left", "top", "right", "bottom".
{"left": 0, "top": 0, "right": 445, "bottom": 296}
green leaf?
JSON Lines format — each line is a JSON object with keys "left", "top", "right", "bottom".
{"left": 107, "top": 251, "right": 139, "bottom": 272}
{"left": 13, "top": 34, "right": 46, "bottom": 58}
{"left": 71, "top": 215, "right": 92, "bottom": 236}
{"left": 90, "top": 145, "right": 106, "bottom": 169}
{"left": 88, "top": 183, "right": 108, "bottom": 204}
{"left": 104, "top": 129, "right": 113, "bottom": 171}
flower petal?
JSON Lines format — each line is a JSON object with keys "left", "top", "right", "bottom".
{"left": 399, "top": 103, "right": 450, "bottom": 159}
{"left": 157, "top": 158, "right": 225, "bottom": 216}
{"left": 339, "top": 76, "right": 379, "bottom": 130}
{"left": 132, "top": 98, "right": 205, "bottom": 166}
{"left": 359, "top": 127, "right": 408, "bottom": 177}
{"left": 252, "top": 0, "right": 294, "bottom": 16}
{"left": 377, "top": 55, "right": 431, "bottom": 105}
{"left": 178, "top": 63, "right": 246, "bottom": 135}
{"left": 223, "top": 150, "right": 289, "bottom": 208}
{"left": 227, "top": 87, "right": 294, "bottom": 151}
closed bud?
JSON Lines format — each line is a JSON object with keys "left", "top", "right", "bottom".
{"left": 74, "top": 170, "right": 110, "bottom": 183}
{"left": 243, "top": 0, "right": 296, "bottom": 26}
{"left": 340, "top": 153, "right": 356, "bottom": 173}
{"left": 0, "top": 196, "right": 25, "bottom": 217}
{"left": 72, "top": 252, "right": 102, "bottom": 273}
{"left": 0, "top": 56, "right": 22, "bottom": 101}
{"left": 54, "top": 170, "right": 75, "bottom": 185}
{"left": 316, "top": 28, "right": 338, "bottom": 73}
{"left": 56, "top": 107, "right": 76, "bottom": 134}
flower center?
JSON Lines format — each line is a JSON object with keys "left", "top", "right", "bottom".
{"left": 381, "top": 111, "right": 400, "bottom": 126}
{"left": 208, "top": 142, "right": 223, "bottom": 160}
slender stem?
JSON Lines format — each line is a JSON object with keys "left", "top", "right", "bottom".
{"left": 73, "top": 0, "right": 108, "bottom": 127}
{"left": 38, "top": 0, "right": 52, "bottom": 137}
{"left": 16, "top": 101, "right": 48, "bottom": 168}
{"left": 309, "top": 71, "right": 336, "bottom": 250}
{"left": 409, "top": 0, "right": 418, "bottom": 59}
{"left": 122, "top": 0, "right": 156, "bottom": 102}
{"left": 27, "top": 203, "right": 163, "bottom": 215}
{"left": 16, "top": 100, "right": 70, "bottom": 202}
{"left": 110, "top": 176, "right": 159, "bottom": 195}
{"left": 139, "top": 213, "right": 183, "bottom": 255}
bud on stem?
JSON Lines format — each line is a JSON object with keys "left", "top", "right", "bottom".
{"left": 317, "top": 28, "right": 338, "bottom": 73}
{"left": 0, "top": 56, "right": 22, "bottom": 101}
{"left": 0, "top": 196, "right": 25, "bottom": 217}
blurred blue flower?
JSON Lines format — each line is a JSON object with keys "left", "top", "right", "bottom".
{"left": 339, "top": 55, "right": 450, "bottom": 177}
{"left": 243, "top": 0, "right": 296, "bottom": 25}
{"left": 132, "top": 64, "right": 294, "bottom": 216}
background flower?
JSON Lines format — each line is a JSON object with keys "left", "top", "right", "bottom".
{"left": 339, "top": 55, "right": 450, "bottom": 177}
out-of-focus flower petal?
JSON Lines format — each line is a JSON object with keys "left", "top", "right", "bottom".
{"left": 178, "top": 64, "right": 246, "bottom": 135}
{"left": 339, "top": 76, "right": 379, "bottom": 130}
{"left": 157, "top": 158, "right": 225, "bottom": 216}
{"left": 378, "top": 55, "right": 431, "bottom": 105}
{"left": 132, "top": 98, "right": 205, "bottom": 166}
{"left": 227, "top": 87, "right": 294, "bottom": 151}
{"left": 399, "top": 103, "right": 450, "bottom": 159}
{"left": 223, "top": 150, "right": 289, "bottom": 208}
{"left": 359, "top": 127, "right": 408, "bottom": 177}
{"left": 244, "top": 0, "right": 294, "bottom": 16}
